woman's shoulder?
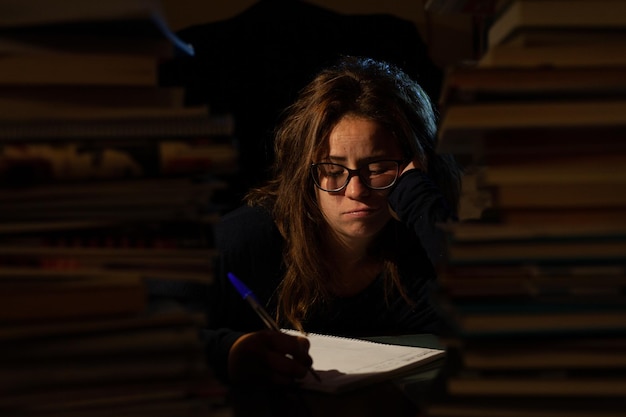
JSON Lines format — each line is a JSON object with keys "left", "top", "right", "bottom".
{"left": 215, "top": 204, "right": 281, "bottom": 249}
{"left": 219, "top": 203, "right": 274, "bottom": 225}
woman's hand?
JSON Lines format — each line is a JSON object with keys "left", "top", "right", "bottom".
{"left": 400, "top": 157, "right": 424, "bottom": 177}
{"left": 228, "top": 330, "right": 313, "bottom": 385}
{"left": 389, "top": 156, "right": 424, "bottom": 220}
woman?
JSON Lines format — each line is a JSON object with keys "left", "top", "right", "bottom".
{"left": 206, "top": 56, "right": 462, "bottom": 385}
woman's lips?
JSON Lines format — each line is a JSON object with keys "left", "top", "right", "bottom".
{"left": 344, "top": 207, "right": 378, "bottom": 217}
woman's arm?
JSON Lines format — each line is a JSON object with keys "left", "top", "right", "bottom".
{"left": 388, "top": 167, "right": 455, "bottom": 265}
{"left": 204, "top": 204, "right": 310, "bottom": 384}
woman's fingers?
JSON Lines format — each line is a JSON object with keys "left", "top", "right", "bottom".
{"left": 401, "top": 157, "right": 423, "bottom": 176}
{"left": 266, "top": 334, "right": 312, "bottom": 379}
{"left": 228, "top": 330, "right": 313, "bottom": 385}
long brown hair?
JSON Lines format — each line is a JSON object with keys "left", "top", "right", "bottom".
{"left": 246, "top": 56, "right": 461, "bottom": 330}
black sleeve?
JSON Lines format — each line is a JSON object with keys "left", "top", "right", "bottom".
{"left": 387, "top": 169, "right": 455, "bottom": 266}
{"left": 203, "top": 205, "right": 284, "bottom": 382}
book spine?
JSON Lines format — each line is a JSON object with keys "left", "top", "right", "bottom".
{"left": 0, "top": 114, "right": 234, "bottom": 141}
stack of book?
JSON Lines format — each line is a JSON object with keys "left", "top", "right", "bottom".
{"left": 0, "top": 1, "right": 236, "bottom": 416}
{"left": 425, "top": 0, "right": 626, "bottom": 416}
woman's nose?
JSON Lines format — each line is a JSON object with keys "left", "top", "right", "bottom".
{"left": 344, "top": 174, "right": 370, "bottom": 198}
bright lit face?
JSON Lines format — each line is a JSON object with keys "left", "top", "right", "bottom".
{"left": 315, "top": 115, "right": 404, "bottom": 247}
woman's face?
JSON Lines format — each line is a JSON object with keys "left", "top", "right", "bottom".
{"left": 315, "top": 115, "right": 404, "bottom": 246}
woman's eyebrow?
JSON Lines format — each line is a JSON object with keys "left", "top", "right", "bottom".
{"left": 327, "top": 155, "right": 348, "bottom": 162}
{"left": 328, "top": 155, "right": 395, "bottom": 164}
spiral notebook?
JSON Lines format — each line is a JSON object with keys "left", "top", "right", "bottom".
{"left": 283, "top": 329, "right": 445, "bottom": 393}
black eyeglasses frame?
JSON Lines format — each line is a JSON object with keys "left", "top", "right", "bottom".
{"left": 310, "top": 159, "right": 405, "bottom": 193}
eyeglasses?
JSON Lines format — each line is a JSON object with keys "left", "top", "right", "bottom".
{"left": 310, "top": 160, "right": 404, "bottom": 192}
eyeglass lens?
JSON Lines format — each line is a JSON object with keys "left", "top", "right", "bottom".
{"left": 313, "top": 160, "right": 399, "bottom": 191}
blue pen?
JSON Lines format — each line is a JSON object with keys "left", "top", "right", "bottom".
{"left": 227, "top": 272, "right": 321, "bottom": 382}
{"left": 227, "top": 272, "right": 281, "bottom": 331}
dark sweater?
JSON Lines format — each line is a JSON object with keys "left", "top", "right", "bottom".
{"left": 203, "top": 170, "right": 453, "bottom": 382}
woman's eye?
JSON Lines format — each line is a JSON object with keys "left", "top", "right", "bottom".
{"left": 368, "top": 167, "right": 386, "bottom": 175}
